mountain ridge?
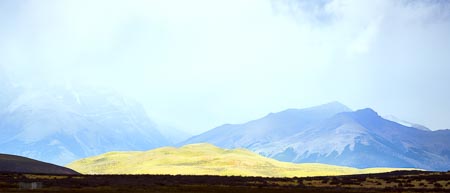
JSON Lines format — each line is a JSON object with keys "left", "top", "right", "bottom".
{"left": 0, "top": 83, "right": 171, "bottom": 165}
{"left": 180, "top": 102, "right": 450, "bottom": 171}
{"left": 180, "top": 102, "right": 352, "bottom": 149}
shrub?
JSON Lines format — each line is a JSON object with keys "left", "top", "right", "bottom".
{"left": 434, "top": 182, "right": 442, "bottom": 188}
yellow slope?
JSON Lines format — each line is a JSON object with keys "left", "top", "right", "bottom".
{"left": 67, "top": 143, "right": 413, "bottom": 177}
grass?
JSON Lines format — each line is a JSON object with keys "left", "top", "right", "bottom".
{"left": 1, "top": 171, "right": 449, "bottom": 193}
{"left": 66, "top": 143, "right": 413, "bottom": 177}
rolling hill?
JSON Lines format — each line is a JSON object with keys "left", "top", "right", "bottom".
{"left": 66, "top": 143, "right": 410, "bottom": 177}
{"left": 0, "top": 153, "right": 78, "bottom": 174}
{"left": 180, "top": 103, "right": 450, "bottom": 171}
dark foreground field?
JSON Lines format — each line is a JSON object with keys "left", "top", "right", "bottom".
{"left": 1, "top": 171, "right": 449, "bottom": 193}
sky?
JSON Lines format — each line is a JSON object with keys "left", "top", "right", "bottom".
{"left": 0, "top": 0, "right": 449, "bottom": 134}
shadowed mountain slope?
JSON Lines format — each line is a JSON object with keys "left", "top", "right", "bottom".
{"left": 0, "top": 153, "right": 78, "bottom": 174}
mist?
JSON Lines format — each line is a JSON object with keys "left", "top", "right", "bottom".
{"left": 1, "top": 0, "right": 449, "bottom": 133}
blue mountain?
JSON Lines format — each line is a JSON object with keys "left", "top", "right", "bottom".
{"left": 181, "top": 103, "right": 450, "bottom": 171}
{"left": 0, "top": 78, "right": 170, "bottom": 165}
{"left": 181, "top": 102, "right": 351, "bottom": 149}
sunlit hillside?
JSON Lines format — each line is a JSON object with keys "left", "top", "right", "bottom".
{"left": 67, "top": 143, "right": 413, "bottom": 177}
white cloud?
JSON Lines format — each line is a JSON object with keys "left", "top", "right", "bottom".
{"left": 1, "top": 0, "right": 449, "bottom": 132}
{"left": 348, "top": 15, "right": 383, "bottom": 55}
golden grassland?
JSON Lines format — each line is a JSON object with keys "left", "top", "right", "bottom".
{"left": 67, "top": 143, "right": 414, "bottom": 177}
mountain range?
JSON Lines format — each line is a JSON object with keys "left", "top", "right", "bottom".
{"left": 181, "top": 102, "right": 450, "bottom": 171}
{"left": 0, "top": 76, "right": 173, "bottom": 165}
{"left": 1, "top": 71, "right": 449, "bottom": 171}
{"left": 67, "top": 143, "right": 407, "bottom": 177}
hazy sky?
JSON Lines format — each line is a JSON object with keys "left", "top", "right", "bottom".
{"left": 1, "top": 0, "right": 449, "bottom": 133}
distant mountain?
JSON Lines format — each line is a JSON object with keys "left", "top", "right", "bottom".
{"left": 67, "top": 143, "right": 407, "bottom": 177}
{"left": 181, "top": 102, "right": 351, "bottom": 149}
{"left": 0, "top": 153, "right": 78, "bottom": 174}
{"left": 257, "top": 109, "right": 450, "bottom": 170}
{"left": 0, "top": 80, "right": 170, "bottom": 165}
{"left": 181, "top": 103, "right": 450, "bottom": 171}
{"left": 383, "top": 115, "right": 431, "bottom": 131}
{"left": 158, "top": 125, "right": 192, "bottom": 144}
